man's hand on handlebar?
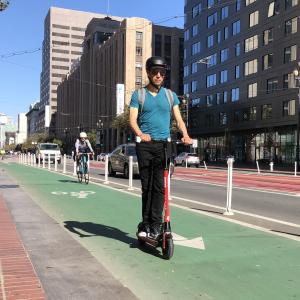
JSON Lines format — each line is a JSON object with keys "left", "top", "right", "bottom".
{"left": 181, "top": 135, "right": 193, "bottom": 145}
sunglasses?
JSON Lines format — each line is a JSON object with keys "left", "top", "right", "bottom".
{"left": 150, "top": 68, "right": 166, "bottom": 77}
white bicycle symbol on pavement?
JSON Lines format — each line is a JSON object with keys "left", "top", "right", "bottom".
{"left": 51, "top": 191, "right": 95, "bottom": 199}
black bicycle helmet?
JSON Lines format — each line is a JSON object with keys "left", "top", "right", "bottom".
{"left": 146, "top": 56, "right": 167, "bottom": 70}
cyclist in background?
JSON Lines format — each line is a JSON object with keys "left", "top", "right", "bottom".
{"left": 75, "top": 132, "right": 94, "bottom": 168}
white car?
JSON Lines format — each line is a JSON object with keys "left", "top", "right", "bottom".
{"left": 36, "top": 143, "right": 62, "bottom": 164}
{"left": 174, "top": 152, "right": 200, "bottom": 167}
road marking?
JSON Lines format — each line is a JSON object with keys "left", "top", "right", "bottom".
{"left": 172, "top": 233, "right": 205, "bottom": 250}
{"left": 51, "top": 191, "right": 95, "bottom": 199}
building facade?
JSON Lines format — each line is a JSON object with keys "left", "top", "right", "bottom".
{"left": 184, "top": 0, "right": 300, "bottom": 164}
{"left": 39, "top": 7, "right": 123, "bottom": 134}
{"left": 15, "top": 113, "right": 27, "bottom": 144}
{"left": 56, "top": 17, "right": 183, "bottom": 153}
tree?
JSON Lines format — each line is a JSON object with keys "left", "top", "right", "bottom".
{"left": 87, "top": 130, "right": 96, "bottom": 150}
{"left": 111, "top": 106, "right": 130, "bottom": 131}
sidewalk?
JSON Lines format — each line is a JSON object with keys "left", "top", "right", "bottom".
{"left": 1, "top": 161, "right": 300, "bottom": 300}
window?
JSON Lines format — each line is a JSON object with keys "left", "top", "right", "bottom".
{"left": 192, "top": 24, "right": 198, "bottom": 36}
{"left": 136, "top": 47, "right": 142, "bottom": 56}
{"left": 243, "top": 107, "right": 257, "bottom": 121}
{"left": 246, "top": 0, "right": 256, "bottom": 5}
{"left": 136, "top": 62, "right": 142, "bottom": 72}
{"left": 136, "top": 31, "right": 143, "bottom": 41}
{"left": 136, "top": 76, "right": 142, "bottom": 85}
{"left": 220, "top": 48, "right": 229, "bottom": 62}
{"left": 235, "top": 65, "right": 240, "bottom": 78}
{"left": 224, "top": 27, "right": 229, "bottom": 40}
{"left": 192, "top": 42, "right": 201, "bottom": 55}
{"left": 192, "top": 80, "right": 198, "bottom": 92}
{"left": 262, "top": 104, "right": 272, "bottom": 119}
{"left": 206, "top": 95, "right": 214, "bottom": 106}
{"left": 221, "top": 6, "right": 229, "bottom": 19}
{"left": 207, "top": 12, "right": 218, "bottom": 28}
{"left": 155, "top": 34, "right": 162, "bottom": 56}
{"left": 184, "top": 83, "right": 189, "bottom": 94}
{"left": 72, "top": 34, "right": 84, "bottom": 40}
{"left": 52, "top": 49, "right": 69, "bottom": 54}
{"left": 220, "top": 70, "right": 228, "bottom": 83}
{"left": 248, "top": 83, "right": 258, "bottom": 98}
{"left": 249, "top": 11, "right": 259, "bottom": 27}
{"left": 192, "top": 3, "right": 202, "bottom": 18}
{"left": 223, "top": 91, "right": 228, "bottom": 103}
{"left": 71, "top": 43, "right": 82, "bottom": 47}
{"left": 235, "top": 43, "right": 241, "bottom": 56}
{"left": 283, "top": 73, "right": 296, "bottom": 89}
{"left": 284, "top": 45, "right": 297, "bottom": 63}
{"left": 208, "top": 0, "right": 216, "bottom": 9}
{"left": 217, "top": 31, "right": 222, "bottom": 43}
{"left": 236, "top": 0, "right": 241, "bottom": 11}
{"left": 244, "top": 59, "right": 258, "bottom": 75}
{"left": 184, "top": 30, "right": 189, "bottom": 41}
{"left": 234, "top": 111, "right": 240, "bottom": 123}
{"left": 52, "top": 41, "right": 70, "bottom": 46}
{"left": 53, "top": 24, "right": 70, "bottom": 30}
{"left": 52, "top": 32, "right": 69, "bottom": 38}
{"left": 206, "top": 74, "right": 217, "bottom": 87}
{"left": 52, "top": 65, "right": 69, "bottom": 70}
{"left": 205, "top": 114, "right": 214, "bottom": 127}
{"left": 207, "top": 34, "right": 214, "bottom": 48}
{"left": 52, "top": 57, "right": 69, "bottom": 62}
{"left": 216, "top": 93, "right": 222, "bottom": 104}
{"left": 71, "top": 27, "right": 85, "bottom": 31}
{"left": 263, "top": 28, "right": 273, "bottom": 45}
{"left": 285, "top": 17, "right": 298, "bottom": 35}
{"left": 268, "top": 2, "right": 275, "bottom": 17}
{"left": 232, "top": 20, "right": 241, "bottom": 35}
{"left": 285, "top": 0, "right": 298, "bottom": 9}
{"left": 263, "top": 54, "right": 273, "bottom": 70}
{"left": 192, "top": 62, "right": 198, "bottom": 73}
{"left": 245, "top": 35, "right": 258, "bottom": 52}
{"left": 283, "top": 100, "right": 296, "bottom": 116}
{"left": 219, "top": 112, "right": 227, "bottom": 125}
{"left": 184, "top": 65, "right": 189, "bottom": 77}
{"left": 71, "top": 51, "right": 82, "bottom": 55}
{"left": 231, "top": 88, "right": 240, "bottom": 102}
{"left": 267, "top": 78, "right": 278, "bottom": 93}
{"left": 207, "top": 53, "right": 217, "bottom": 68}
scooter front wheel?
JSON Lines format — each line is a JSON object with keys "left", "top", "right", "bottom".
{"left": 162, "top": 238, "right": 174, "bottom": 259}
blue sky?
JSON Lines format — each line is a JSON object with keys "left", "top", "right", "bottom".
{"left": 0, "top": 0, "right": 184, "bottom": 122}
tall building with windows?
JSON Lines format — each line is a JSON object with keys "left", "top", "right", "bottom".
{"left": 38, "top": 7, "right": 123, "bottom": 134}
{"left": 184, "top": 0, "right": 300, "bottom": 164}
{"left": 56, "top": 17, "right": 183, "bottom": 152}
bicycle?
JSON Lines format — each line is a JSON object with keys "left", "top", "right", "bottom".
{"left": 77, "top": 153, "right": 91, "bottom": 184}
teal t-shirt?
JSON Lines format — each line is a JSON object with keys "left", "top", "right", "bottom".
{"left": 130, "top": 87, "right": 180, "bottom": 140}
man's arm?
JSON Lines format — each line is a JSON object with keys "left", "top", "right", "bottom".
{"left": 129, "top": 107, "right": 151, "bottom": 142}
{"left": 86, "top": 140, "right": 94, "bottom": 154}
{"left": 173, "top": 105, "right": 193, "bottom": 145}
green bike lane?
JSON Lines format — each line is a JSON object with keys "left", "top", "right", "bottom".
{"left": 3, "top": 163, "right": 300, "bottom": 300}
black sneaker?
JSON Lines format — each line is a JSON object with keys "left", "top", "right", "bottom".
{"left": 149, "top": 223, "right": 162, "bottom": 240}
{"left": 137, "top": 222, "right": 150, "bottom": 238}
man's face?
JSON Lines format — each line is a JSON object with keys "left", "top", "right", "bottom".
{"left": 147, "top": 67, "right": 166, "bottom": 86}
{"left": 80, "top": 137, "right": 85, "bottom": 142}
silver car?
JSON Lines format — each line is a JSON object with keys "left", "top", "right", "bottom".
{"left": 174, "top": 152, "right": 200, "bottom": 167}
{"left": 108, "top": 143, "right": 139, "bottom": 178}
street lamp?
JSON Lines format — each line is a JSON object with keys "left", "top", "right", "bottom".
{"left": 293, "top": 62, "right": 300, "bottom": 167}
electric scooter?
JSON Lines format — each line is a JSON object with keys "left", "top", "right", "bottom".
{"left": 136, "top": 140, "right": 174, "bottom": 260}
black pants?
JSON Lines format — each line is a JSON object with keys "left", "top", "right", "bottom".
{"left": 136, "top": 141, "right": 167, "bottom": 225}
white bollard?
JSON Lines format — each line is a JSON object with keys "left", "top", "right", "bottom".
{"left": 73, "top": 160, "right": 77, "bottom": 175}
{"left": 270, "top": 161, "right": 274, "bottom": 172}
{"left": 63, "top": 154, "right": 66, "bottom": 174}
{"left": 185, "top": 158, "right": 188, "bottom": 168}
{"left": 224, "top": 157, "right": 234, "bottom": 216}
{"left": 48, "top": 153, "right": 51, "bottom": 170}
{"left": 33, "top": 154, "right": 36, "bottom": 167}
{"left": 203, "top": 161, "right": 207, "bottom": 170}
{"left": 31, "top": 154, "right": 34, "bottom": 166}
{"left": 128, "top": 156, "right": 134, "bottom": 190}
{"left": 104, "top": 154, "right": 109, "bottom": 184}
{"left": 295, "top": 161, "right": 298, "bottom": 177}
{"left": 256, "top": 160, "right": 260, "bottom": 174}
{"left": 38, "top": 154, "right": 41, "bottom": 168}
{"left": 54, "top": 154, "right": 58, "bottom": 171}
{"left": 42, "top": 154, "right": 45, "bottom": 168}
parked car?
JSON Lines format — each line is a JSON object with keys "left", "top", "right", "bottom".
{"left": 97, "top": 152, "right": 107, "bottom": 162}
{"left": 108, "top": 143, "right": 139, "bottom": 178}
{"left": 35, "top": 143, "right": 62, "bottom": 164}
{"left": 174, "top": 152, "right": 200, "bottom": 167}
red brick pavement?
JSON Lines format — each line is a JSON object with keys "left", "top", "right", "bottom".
{"left": 0, "top": 195, "right": 46, "bottom": 300}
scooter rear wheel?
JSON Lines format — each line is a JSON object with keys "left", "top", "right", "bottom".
{"left": 162, "top": 238, "right": 174, "bottom": 259}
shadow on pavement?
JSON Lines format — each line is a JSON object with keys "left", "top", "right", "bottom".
{"left": 64, "top": 221, "right": 163, "bottom": 258}
{"left": 58, "top": 179, "right": 78, "bottom": 184}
